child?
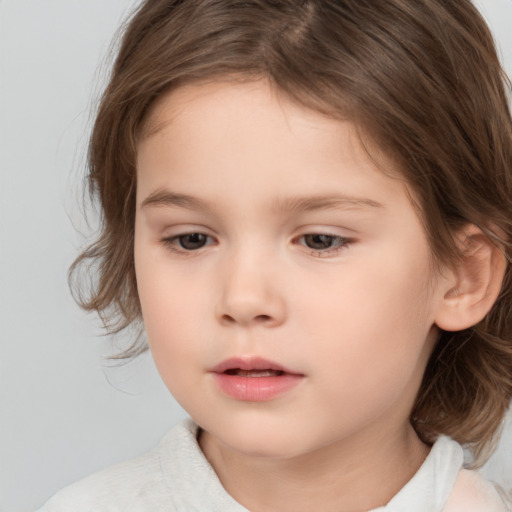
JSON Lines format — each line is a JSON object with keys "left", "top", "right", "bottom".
{"left": 38, "top": 0, "right": 512, "bottom": 510}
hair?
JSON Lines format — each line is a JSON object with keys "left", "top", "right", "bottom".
{"left": 70, "top": 0, "right": 512, "bottom": 466}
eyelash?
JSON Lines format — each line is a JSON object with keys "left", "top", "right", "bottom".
{"left": 160, "top": 232, "right": 351, "bottom": 257}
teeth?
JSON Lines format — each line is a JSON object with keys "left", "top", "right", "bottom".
{"left": 227, "top": 369, "right": 283, "bottom": 377}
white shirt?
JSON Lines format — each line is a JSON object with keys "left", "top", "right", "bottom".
{"left": 37, "top": 418, "right": 509, "bottom": 511}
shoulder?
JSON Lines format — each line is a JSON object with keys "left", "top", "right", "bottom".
{"left": 36, "top": 448, "right": 164, "bottom": 512}
{"left": 36, "top": 418, "right": 247, "bottom": 512}
{"left": 443, "top": 469, "right": 510, "bottom": 512}
{"left": 36, "top": 421, "right": 193, "bottom": 512}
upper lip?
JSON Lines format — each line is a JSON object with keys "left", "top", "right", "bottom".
{"left": 211, "top": 356, "right": 303, "bottom": 375}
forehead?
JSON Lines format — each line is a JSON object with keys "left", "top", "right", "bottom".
{"left": 136, "top": 80, "right": 412, "bottom": 215}
{"left": 140, "top": 79, "right": 346, "bottom": 143}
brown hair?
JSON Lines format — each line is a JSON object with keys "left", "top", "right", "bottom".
{"left": 71, "top": 0, "right": 512, "bottom": 465}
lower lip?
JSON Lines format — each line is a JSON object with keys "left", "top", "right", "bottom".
{"left": 212, "top": 373, "right": 304, "bottom": 402}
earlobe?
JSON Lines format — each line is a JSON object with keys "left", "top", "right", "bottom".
{"left": 434, "top": 226, "right": 507, "bottom": 332}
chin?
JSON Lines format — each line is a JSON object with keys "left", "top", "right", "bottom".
{"left": 224, "top": 435, "right": 303, "bottom": 459}
{"left": 199, "top": 414, "right": 317, "bottom": 460}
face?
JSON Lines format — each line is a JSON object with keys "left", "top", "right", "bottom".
{"left": 134, "top": 80, "right": 443, "bottom": 460}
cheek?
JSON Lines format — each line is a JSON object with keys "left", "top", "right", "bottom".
{"left": 138, "top": 281, "right": 206, "bottom": 406}
{"left": 296, "top": 248, "right": 436, "bottom": 403}
{"left": 300, "top": 246, "right": 433, "bottom": 339}
{"left": 134, "top": 249, "right": 210, "bottom": 387}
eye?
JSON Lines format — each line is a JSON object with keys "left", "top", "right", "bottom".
{"left": 162, "top": 232, "right": 214, "bottom": 253}
{"left": 297, "top": 233, "right": 350, "bottom": 256}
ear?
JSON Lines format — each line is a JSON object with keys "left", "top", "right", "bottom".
{"left": 434, "top": 225, "right": 507, "bottom": 332}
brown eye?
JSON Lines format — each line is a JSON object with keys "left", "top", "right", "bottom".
{"left": 177, "top": 233, "right": 209, "bottom": 250}
{"left": 303, "top": 234, "right": 340, "bottom": 250}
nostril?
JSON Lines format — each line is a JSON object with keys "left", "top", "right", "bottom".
{"left": 255, "top": 314, "right": 272, "bottom": 322}
{"left": 220, "top": 313, "right": 273, "bottom": 325}
{"left": 221, "top": 314, "right": 237, "bottom": 324}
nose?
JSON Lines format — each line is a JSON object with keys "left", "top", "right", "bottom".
{"left": 215, "top": 247, "right": 286, "bottom": 328}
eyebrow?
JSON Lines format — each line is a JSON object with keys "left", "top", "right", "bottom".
{"left": 140, "top": 189, "right": 384, "bottom": 213}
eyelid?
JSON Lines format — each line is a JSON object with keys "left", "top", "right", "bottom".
{"left": 294, "top": 232, "right": 352, "bottom": 256}
{"left": 160, "top": 228, "right": 217, "bottom": 255}
{"left": 158, "top": 226, "right": 354, "bottom": 257}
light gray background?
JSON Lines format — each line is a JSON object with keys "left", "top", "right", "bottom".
{"left": 0, "top": 1, "right": 511, "bottom": 511}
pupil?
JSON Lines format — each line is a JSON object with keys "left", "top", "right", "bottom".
{"left": 179, "top": 233, "right": 207, "bottom": 250}
{"left": 305, "top": 234, "right": 334, "bottom": 249}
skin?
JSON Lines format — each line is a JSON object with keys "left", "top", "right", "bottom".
{"left": 134, "top": 80, "right": 452, "bottom": 512}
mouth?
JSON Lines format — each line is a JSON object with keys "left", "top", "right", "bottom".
{"left": 223, "top": 368, "right": 285, "bottom": 377}
{"left": 211, "top": 356, "right": 301, "bottom": 376}
{"left": 210, "top": 357, "right": 304, "bottom": 401}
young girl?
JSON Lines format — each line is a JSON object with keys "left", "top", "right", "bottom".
{"left": 38, "top": 0, "right": 512, "bottom": 510}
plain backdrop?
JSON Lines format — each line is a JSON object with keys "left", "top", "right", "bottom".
{"left": 0, "top": 1, "right": 511, "bottom": 511}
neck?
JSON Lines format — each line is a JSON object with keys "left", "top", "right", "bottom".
{"left": 199, "top": 421, "right": 430, "bottom": 512}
